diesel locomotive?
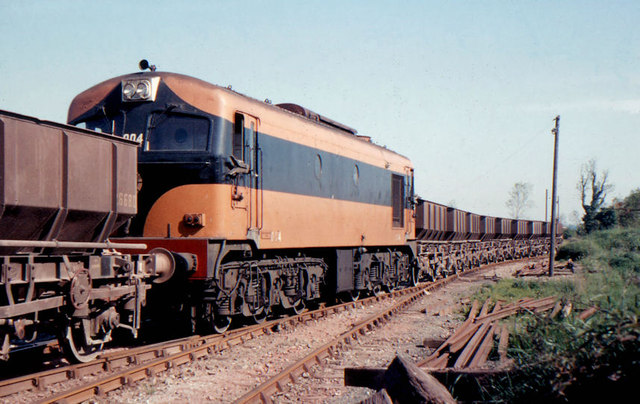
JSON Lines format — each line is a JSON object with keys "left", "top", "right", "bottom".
{"left": 67, "top": 65, "right": 417, "bottom": 333}
{"left": 0, "top": 61, "right": 554, "bottom": 362}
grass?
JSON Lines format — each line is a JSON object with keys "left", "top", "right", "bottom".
{"left": 462, "top": 227, "right": 640, "bottom": 402}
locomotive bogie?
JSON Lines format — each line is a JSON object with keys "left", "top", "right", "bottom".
{"left": 334, "top": 247, "right": 411, "bottom": 295}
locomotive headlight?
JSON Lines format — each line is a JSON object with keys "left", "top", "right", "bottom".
{"left": 136, "top": 82, "right": 150, "bottom": 98}
{"left": 123, "top": 83, "right": 136, "bottom": 99}
{"left": 121, "top": 77, "right": 160, "bottom": 102}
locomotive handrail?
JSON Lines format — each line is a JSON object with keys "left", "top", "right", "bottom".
{"left": 0, "top": 240, "right": 148, "bottom": 250}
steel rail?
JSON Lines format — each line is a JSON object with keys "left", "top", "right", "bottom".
{"left": 233, "top": 262, "right": 499, "bottom": 404}
{"left": 10, "top": 281, "right": 421, "bottom": 402}
{"left": 0, "top": 334, "right": 211, "bottom": 397}
{"left": 5, "top": 257, "right": 531, "bottom": 403}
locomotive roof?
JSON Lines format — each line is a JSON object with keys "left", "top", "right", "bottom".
{"left": 68, "top": 71, "right": 412, "bottom": 168}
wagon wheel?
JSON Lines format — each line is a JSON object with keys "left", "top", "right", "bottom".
{"left": 198, "top": 303, "right": 232, "bottom": 334}
{"left": 448, "top": 262, "right": 457, "bottom": 275}
{"left": 60, "top": 319, "right": 107, "bottom": 363}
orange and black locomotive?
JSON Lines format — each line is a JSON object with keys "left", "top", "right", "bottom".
{"left": 67, "top": 63, "right": 416, "bottom": 332}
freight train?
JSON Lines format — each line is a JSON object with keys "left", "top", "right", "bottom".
{"left": 0, "top": 61, "right": 555, "bottom": 362}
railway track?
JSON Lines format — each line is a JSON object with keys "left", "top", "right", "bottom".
{"left": 1, "top": 257, "right": 535, "bottom": 403}
{"left": 232, "top": 268, "right": 485, "bottom": 404}
{"left": 0, "top": 279, "right": 428, "bottom": 403}
{"left": 233, "top": 258, "right": 542, "bottom": 403}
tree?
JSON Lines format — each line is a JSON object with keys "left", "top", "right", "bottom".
{"left": 577, "top": 159, "right": 614, "bottom": 232}
{"left": 615, "top": 188, "right": 640, "bottom": 228}
{"left": 506, "top": 182, "right": 533, "bottom": 219}
{"left": 594, "top": 207, "right": 617, "bottom": 229}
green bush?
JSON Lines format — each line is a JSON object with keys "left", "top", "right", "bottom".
{"left": 590, "top": 227, "right": 640, "bottom": 252}
{"left": 609, "top": 252, "right": 640, "bottom": 273}
{"left": 563, "top": 226, "right": 578, "bottom": 239}
{"left": 466, "top": 225, "right": 640, "bottom": 402}
{"left": 556, "top": 239, "right": 596, "bottom": 260}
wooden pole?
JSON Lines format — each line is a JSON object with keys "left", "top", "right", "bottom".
{"left": 549, "top": 116, "right": 560, "bottom": 276}
{"left": 545, "top": 188, "right": 548, "bottom": 222}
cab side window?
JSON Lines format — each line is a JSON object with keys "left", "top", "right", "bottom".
{"left": 392, "top": 174, "right": 404, "bottom": 227}
{"left": 233, "top": 113, "right": 244, "bottom": 160}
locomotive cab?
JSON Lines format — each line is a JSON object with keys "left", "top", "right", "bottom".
{"left": 69, "top": 72, "right": 249, "bottom": 239}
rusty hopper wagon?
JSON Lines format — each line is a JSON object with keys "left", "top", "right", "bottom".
{"left": 0, "top": 110, "right": 176, "bottom": 362}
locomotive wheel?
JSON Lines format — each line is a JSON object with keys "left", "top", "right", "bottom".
{"left": 410, "top": 267, "right": 419, "bottom": 286}
{"left": 251, "top": 306, "right": 268, "bottom": 324}
{"left": 384, "top": 281, "right": 398, "bottom": 293}
{"left": 60, "top": 319, "right": 107, "bottom": 363}
{"left": 340, "top": 290, "right": 360, "bottom": 302}
{"left": 289, "top": 298, "right": 306, "bottom": 315}
{"left": 213, "top": 315, "right": 232, "bottom": 334}
{"left": 372, "top": 285, "right": 384, "bottom": 296}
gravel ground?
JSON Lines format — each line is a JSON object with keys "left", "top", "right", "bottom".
{"left": 105, "top": 259, "right": 528, "bottom": 403}
{"left": 1, "top": 259, "right": 534, "bottom": 404}
{"left": 276, "top": 260, "right": 527, "bottom": 403}
{"left": 99, "top": 291, "right": 415, "bottom": 403}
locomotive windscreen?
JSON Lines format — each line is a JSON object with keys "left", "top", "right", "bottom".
{"left": 145, "top": 113, "right": 210, "bottom": 151}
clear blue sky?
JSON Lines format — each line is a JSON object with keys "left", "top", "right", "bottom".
{"left": 1, "top": 1, "right": 638, "bottom": 225}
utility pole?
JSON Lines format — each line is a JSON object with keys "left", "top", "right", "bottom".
{"left": 549, "top": 116, "right": 560, "bottom": 276}
{"left": 545, "top": 189, "right": 548, "bottom": 222}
